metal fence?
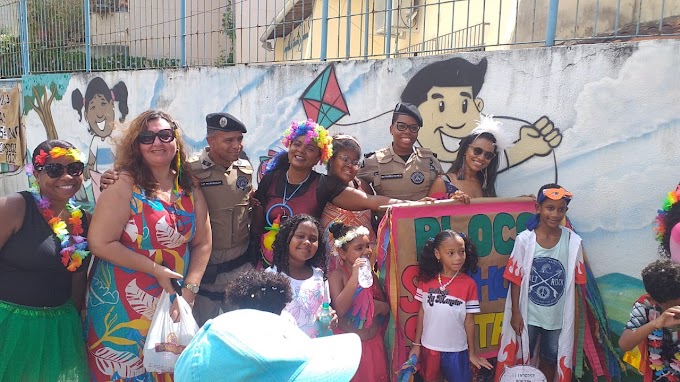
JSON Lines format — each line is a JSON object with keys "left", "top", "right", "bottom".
{"left": 1, "top": 0, "right": 679, "bottom": 77}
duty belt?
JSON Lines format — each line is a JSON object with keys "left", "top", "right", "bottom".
{"left": 200, "top": 252, "right": 251, "bottom": 284}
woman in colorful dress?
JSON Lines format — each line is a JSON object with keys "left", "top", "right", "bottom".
{"left": 0, "top": 140, "right": 90, "bottom": 381}
{"left": 85, "top": 110, "right": 212, "bottom": 381}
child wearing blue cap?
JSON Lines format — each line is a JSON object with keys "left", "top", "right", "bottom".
{"left": 496, "top": 183, "right": 585, "bottom": 382}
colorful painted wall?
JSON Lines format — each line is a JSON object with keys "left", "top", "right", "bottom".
{"left": 2, "top": 39, "right": 679, "bottom": 341}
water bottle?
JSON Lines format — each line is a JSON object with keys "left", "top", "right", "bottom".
{"left": 358, "top": 259, "right": 373, "bottom": 289}
{"left": 317, "top": 302, "right": 334, "bottom": 337}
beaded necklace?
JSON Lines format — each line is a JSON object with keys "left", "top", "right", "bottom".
{"left": 437, "top": 270, "right": 460, "bottom": 291}
{"left": 27, "top": 149, "right": 90, "bottom": 272}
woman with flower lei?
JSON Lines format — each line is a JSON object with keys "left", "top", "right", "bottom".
{"left": 0, "top": 140, "right": 90, "bottom": 381}
{"left": 84, "top": 110, "right": 212, "bottom": 381}
{"left": 655, "top": 184, "right": 680, "bottom": 262}
{"left": 253, "top": 119, "right": 405, "bottom": 267}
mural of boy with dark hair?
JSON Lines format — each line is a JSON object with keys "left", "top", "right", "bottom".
{"left": 70, "top": 77, "right": 129, "bottom": 180}
{"left": 619, "top": 259, "right": 680, "bottom": 382}
{"left": 400, "top": 57, "right": 562, "bottom": 172}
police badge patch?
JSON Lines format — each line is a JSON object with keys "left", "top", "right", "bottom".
{"left": 236, "top": 176, "right": 249, "bottom": 190}
{"left": 411, "top": 171, "right": 425, "bottom": 185}
{"left": 219, "top": 117, "right": 228, "bottom": 128}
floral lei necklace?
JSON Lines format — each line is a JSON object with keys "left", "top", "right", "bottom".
{"left": 647, "top": 305, "right": 680, "bottom": 382}
{"left": 27, "top": 148, "right": 90, "bottom": 272}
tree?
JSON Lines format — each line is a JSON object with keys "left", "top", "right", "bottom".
{"left": 22, "top": 73, "right": 71, "bottom": 140}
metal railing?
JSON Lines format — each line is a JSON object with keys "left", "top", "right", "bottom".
{"left": 1, "top": 0, "right": 678, "bottom": 77}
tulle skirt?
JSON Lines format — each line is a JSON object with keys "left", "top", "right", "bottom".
{"left": 0, "top": 299, "right": 88, "bottom": 382}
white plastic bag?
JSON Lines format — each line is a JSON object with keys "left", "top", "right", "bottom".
{"left": 143, "top": 291, "right": 199, "bottom": 373}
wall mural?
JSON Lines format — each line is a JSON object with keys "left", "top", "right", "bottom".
{"left": 8, "top": 40, "right": 680, "bottom": 351}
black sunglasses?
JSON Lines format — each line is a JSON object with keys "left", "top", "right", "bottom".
{"left": 138, "top": 129, "right": 175, "bottom": 145}
{"left": 394, "top": 122, "right": 420, "bottom": 133}
{"left": 36, "top": 162, "right": 85, "bottom": 179}
{"left": 469, "top": 145, "right": 496, "bottom": 160}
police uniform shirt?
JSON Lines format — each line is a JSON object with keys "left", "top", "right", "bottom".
{"left": 189, "top": 147, "right": 253, "bottom": 257}
{"left": 357, "top": 145, "right": 443, "bottom": 201}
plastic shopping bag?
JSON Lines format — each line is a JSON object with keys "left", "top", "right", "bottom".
{"left": 143, "top": 291, "right": 199, "bottom": 373}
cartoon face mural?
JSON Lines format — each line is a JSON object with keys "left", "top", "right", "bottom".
{"left": 401, "top": 57, "right": 562, "bottom": 171}
{"left": 71, "top": 77, "right": 129, "bottom": 180}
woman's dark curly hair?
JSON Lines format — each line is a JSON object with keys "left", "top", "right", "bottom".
{"left": 224, "top": 269, "right": 293, "bottom": 314}
{"left": 449, "top": 132, "right": 500, "bottom": 197}
{"left": 418, "top": 230, "right": 479, "bottom": 282}
{"left": 272, "top": 214, "right": 328, "bottom": 278}
{"left": 642, "top": 259, "right": 680, "bottom": 304}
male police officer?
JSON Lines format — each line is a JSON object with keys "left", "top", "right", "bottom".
{"left": 190, "top": 112, "right": 255, "bottom": 326}
{"left": 358, "top": 102, "right": 443, "bottom": 202}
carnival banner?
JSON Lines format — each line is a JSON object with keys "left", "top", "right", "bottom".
{"left": 378, "top": 198, "right": 536, "bottom": 373}
{"left": 0, "top": 87, "right": 23, "bottom": 166}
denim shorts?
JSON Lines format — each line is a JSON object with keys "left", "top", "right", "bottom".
{"left": 527, "top": 325, "right": 561, "bottom": 364}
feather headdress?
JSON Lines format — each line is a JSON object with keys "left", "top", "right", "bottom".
{"left": 470, "top": 115, "right": 515, "bottom": 151}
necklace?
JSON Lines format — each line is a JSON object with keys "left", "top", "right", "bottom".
{"left": 27, "top": 188, "right": 90, "bottom": 272}
{"left": 283, "top": 171, "right": 311, "bottom": 204}
{"left": 438, "top": 270, "right": 460, "bottom": 291}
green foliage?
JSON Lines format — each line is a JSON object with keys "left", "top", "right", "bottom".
{"left": 27, "top": 0, "right": 85, "bottom": 49}
{"left": 0, "top": 34, "right": 22, "bottom": 77}
{"left": 216, "top": 1, "right": 236, "bottom": 67}
{"left": 22, "top": 73, "right": 71, "bottom": 114}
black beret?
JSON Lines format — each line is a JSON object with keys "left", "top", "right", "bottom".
{"left": 393, "top": 102, "right": 423, "bottom": 127}
{"left": 206, "top": 112, "right": 247, "bottom": 133}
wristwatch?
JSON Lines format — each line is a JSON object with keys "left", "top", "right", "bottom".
{"left": 183, "top": 283, "right": 200, "bottom": 294}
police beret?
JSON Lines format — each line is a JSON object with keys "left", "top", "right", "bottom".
{"left": 393, "top": 102, "right": 423, "bottom": 127}
{"left": 206, "top": 112, "right": 247, "bottom": 133}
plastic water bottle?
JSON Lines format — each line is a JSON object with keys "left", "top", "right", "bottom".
{"left": 358, "top": 260, "right": 373, "bottom": 289}
{"left": 317, "top": 302, "right": 334, "bottom": 337}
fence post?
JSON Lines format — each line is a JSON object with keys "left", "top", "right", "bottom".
{"left": 320, "top": 0, "right": 329, "bottom": 61}
{"left": 384, "top": 0, "right": 392, "bottom": 58}
{"left": 18, "top": 0, "right": 30, "bottom": 75}
{"left": 180, "top": 0, "right": 186, "bottom": 67}
{"left": 545, "top": 0, "right": 559, "bottom": 46}
{"left": 84, "top": 0, "right": 91, "bottom": 72}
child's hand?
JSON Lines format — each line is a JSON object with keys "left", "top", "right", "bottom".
{"left": 329, "top": 307, "right": 339, "bottom": 330}
{"left": 654, "top": 306, "right": 680, "bottom": 330}
{"left": 470, "top": 353, "right": 493, "bottom": 370}
{"left": 351, "top": 257, "right": 369, "bottom": 279}
{"left": 408, "top": 344, "right": 421, "bottom": 360}
{"left": 510, "top": 310, "right": 524, "bottom": 336}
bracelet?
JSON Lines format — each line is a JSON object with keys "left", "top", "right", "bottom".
{"left": 411, "top": 342, "right": 421, "bottom": 346}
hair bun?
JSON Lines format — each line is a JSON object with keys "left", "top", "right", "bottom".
{"left": 328, "top": 221, "right": 346, "bottom": 236}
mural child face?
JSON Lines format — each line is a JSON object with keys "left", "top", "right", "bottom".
{"left": 434, "top": 235, "right": 466, "bottom": 276}
{"left": 464, "top": 137, "right": 496, "bottom": 174}
{"left": 416, "top": 86, "right": 484, "bottom": 164}
{"left": 390, "top": 114, "right": 420, "bottom": 155}
{"left": 536, "top": 198, "right": 568, "bottom": 230}
{"left": 35, "top": 155, "right": 84, "bottom": 203}
{"left": 329, "top": 149, "right": 360, "bottom": 183}
{"left": 288, "top": 135, "right": 321, "bottom": 171}
{"left": 139, "top": 118, "right": 177, "bottom": 169}
{"left": 85, "top": 94, "right": 115, "bottom": 138}
{"left": 207, "top": 130, "right": 244, "bottom": 166}
{"left": 288, "top": 220, "right": 320, "bottom": 266}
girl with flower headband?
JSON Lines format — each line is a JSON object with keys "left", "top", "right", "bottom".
{"left": 254, "top": 120, "right": 406, "bottom": 267}
{"left": 409, "top": 230, "right": 491, "bottom": 382}
{"left": 0, "top": 139, "right": 90, "bottom": 381}
{"left": 496, "top": 183, "right": 586, "bottom": 382}
{"left": 328, "top": 221, "right": 390, "bottom": 382}
{"left": 429, "top": 115, "right": 514, "bottom": 201}
{"left": 84, "top": 110, "right": 212, "bottom": 381}
{"left": 655, "top": 184, "right": 680, "bottom": 262}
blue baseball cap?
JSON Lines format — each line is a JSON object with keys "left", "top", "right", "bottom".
{"left": 174, "top": 309, "right": 362, "bottom": 382}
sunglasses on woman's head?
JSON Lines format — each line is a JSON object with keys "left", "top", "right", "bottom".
{"left": 469, "top": 146, "right": 496, "bottom": 160}
{"left": 138, "top": 129, "right": 175, "bottom": 145}
{"left": 36, "top": 162, "right": 85, "bottom": 178}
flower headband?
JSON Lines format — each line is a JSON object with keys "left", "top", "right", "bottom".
{"left": 282, "top": 119, "right": 333, "bottom": 164}
{"left": 334, "top": 226, "right": 370, "bottom": 248}
{"left": 655, "top": 185, "right": 680, "bottom": 245}
{"left": 34, "top": 147, "right": 84, "bottom": 166}
{"left": 538, "top": 187, "right": 573, "bottom": 204}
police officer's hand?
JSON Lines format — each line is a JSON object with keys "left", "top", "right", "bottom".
{"left": 100, "top": 169, "right": 120, "bottom": 189}
{"left": 248, "top": 189, "right": 261, "bottom": 207}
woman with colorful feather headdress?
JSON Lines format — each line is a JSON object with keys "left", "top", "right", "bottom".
{"left": 655, "top": 184, "right": 680, "bottom": 262}
{"left": 0, "top": 140, "right": 90, "bottom": 381}
{"left": 84, "top": 110, "right": 212, "bottom": 381}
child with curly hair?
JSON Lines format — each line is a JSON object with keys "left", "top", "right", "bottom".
{"left": 328, "top": 222, "right": 390, "bottom": 381}
{"left": 265, "top": 214, "right": 336, "bottom": 337}
{"left": 224, "top": 269, "right": 293, "bottom": 315}
{"left": 619, "top": 259, "right": 680, "bottom": 382}
{"left": 409, "top": 230, "right": 491, "bottom": 382}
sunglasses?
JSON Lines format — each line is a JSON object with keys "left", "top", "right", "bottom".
{"left": 394, "top": 122, "right": 420, "bottom": 133}
{"left": 469, "top": 145, "right": 496, "bottom": 160}
{"left": 36, "top": 162, "right": 85, "bottom": 178}
{"left": 336, "top": 154, "right": 360, "bottom": 168}
{"left": 138, "top": 129, "right": 175, "bottom": 145}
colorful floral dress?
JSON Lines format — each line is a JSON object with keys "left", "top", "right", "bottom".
{"left": 85, "top": 186, "right": 196, "bottom": 381}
